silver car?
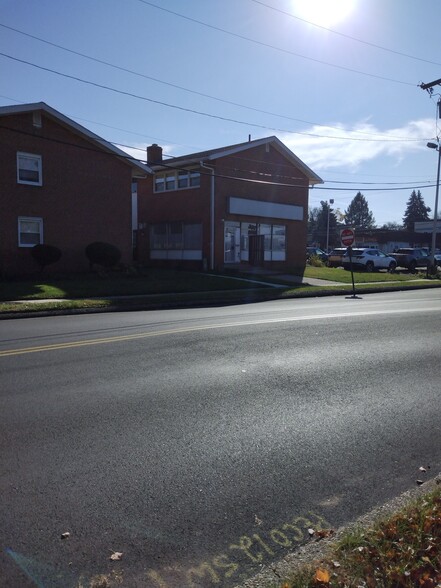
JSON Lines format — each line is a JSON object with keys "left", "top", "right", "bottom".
{"left": 342, "top": 248, "right": 397, "bottom": 272}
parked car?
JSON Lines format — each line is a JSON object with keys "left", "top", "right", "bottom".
{"left": 306, "top": 247, "right": 328, "bottom": 263}
{"left": 327, "top": 247, "right": 347, "bottom": 267}
{"left": 342, "top": 248, "right": 397, "bottom": 272}
{"left": 389, "top": 248, "right": 430, "bottom": 272}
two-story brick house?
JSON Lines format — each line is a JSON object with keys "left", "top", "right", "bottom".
{"left": 136, "top": 137, "right": 322, "bottom": 271}
{"left": 0, "top": 102, "right": 150, "bottom": 276}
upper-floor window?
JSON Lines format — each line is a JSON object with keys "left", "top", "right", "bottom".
{"left": 17, "top": 152, "right": 42, "bottom": 186}
{"left": 18, "top": 217, "right": 43, "bottom": 247}
{"left": 154, "top": 169, "right": 200, "bottom": 192}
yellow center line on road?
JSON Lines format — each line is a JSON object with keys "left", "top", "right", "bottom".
{"left": 0, "top": 306, "right": 439, "bottom": 357}
{"left": 0, "top": 324, "right": 220, "bottom": 357}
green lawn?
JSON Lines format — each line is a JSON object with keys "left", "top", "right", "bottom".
{"left": 0, "top": 269, "right": 273, "bottom": 301}
{"left": 304, "top": 266, "right": 432, "bottom": 283}
{"left": 0, "top": 266, "right": 439, "bottom": 315}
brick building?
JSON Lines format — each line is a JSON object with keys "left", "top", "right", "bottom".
{"left": 136, "top": 137, "right": 322, "bottom": 271}
{"left": 0, "top": 102, "right": 150, "bottom": 276}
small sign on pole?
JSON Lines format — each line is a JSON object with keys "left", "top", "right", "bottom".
{"left": 340, "top": 228, "right": 355, "bottom": 247}
{"left": 340, "top": 228, "right": 357, "bottom": 297}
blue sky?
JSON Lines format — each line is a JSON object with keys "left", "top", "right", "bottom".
{"left": 1, "top": 0, "right": 441, "bottom": 226}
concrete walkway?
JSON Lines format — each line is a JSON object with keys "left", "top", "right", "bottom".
{"left": 276, "top": 274, "right": 344, "bottom": 286}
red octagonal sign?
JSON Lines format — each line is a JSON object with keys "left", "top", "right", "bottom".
{"left": 341, "top": 228, "right": 355, "bottom": 246}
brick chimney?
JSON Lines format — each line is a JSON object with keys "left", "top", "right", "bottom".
{"left": 147, "top": 143, "right": 163, "bottom": 164}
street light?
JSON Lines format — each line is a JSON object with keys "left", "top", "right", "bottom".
{"left": 326, "top": 198, "right": 334, "bottom": 252}
{"left": 427, "top": 141, "right": 440, "bottom": 272}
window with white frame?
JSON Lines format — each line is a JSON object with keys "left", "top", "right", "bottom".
{"left": 149, "top": 222, "right": 202, "bottom": 260}
{"left": 18, "top": 217, "right": 43, "bottom": 247}
{"left": 17, "top": 152, "right": 42, "bottom": 185}
{"left": 150, "top": 222, "right": 202, "bottom": 250}
{"left": 154, "top": 169, "right": 200, "bottom": 192}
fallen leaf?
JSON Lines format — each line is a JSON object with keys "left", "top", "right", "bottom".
{"left": 314, "top": 568, "right": 330, "bottom": 583}
{"left": 60, "top": 532, "right": 70, "bottom": 540}
{"left": 315, "top": 529, "right": 335, "bottom": 540}
{"left": 110, "top": 551, "right": 123, "bottom": 561}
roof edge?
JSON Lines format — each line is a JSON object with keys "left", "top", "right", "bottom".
{"left": 0, "top": 102, "right": 152, "bottom": 176}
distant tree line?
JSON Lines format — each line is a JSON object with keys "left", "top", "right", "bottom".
{"left": 308, "top": 189, "right": 434, "bottom": 247}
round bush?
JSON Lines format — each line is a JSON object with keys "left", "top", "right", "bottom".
{"left": 85, "top": 242, "right": 121, "bottom": 268}
{"left": 31, "top": 244, "right": 62, "bottom": 270}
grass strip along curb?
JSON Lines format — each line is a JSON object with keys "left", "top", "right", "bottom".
{"left": 1, "top": 280, "right": 441, "bottom": 319}
{"left": 235, "top": 476, "right": 441, "bottom": 588}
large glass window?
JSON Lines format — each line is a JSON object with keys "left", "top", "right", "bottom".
{"left": 168, "top": 222, "right": 183, "bottom": 249}
{"left": 150, "top": 224, "right": 167, "bottom": 249}
{"left": 150, "top": 223, "right": 202, "bottom": 250}
{"left": 17, "top": 152, "right": 42, "bottom": 185}
{"left": 184, "top": 224, "right": 202, "bottom": 249}
{"left": 18, "top": 217, "right": 43, "bottom": 247}
{"left": 272, "top": 225, "right": 286, "bottom": 251}
{"left": 238, "top": 222, "right": 286, "bottom": 261}
{"left": 260, "top": 224, "right": 272, "bottom": 251}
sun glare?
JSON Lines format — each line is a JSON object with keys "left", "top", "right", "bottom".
{"left": 292, "top": 0, "right": 356, "bottom": 28}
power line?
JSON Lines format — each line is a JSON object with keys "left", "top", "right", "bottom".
{"left": 1, "top": 123, "right": 434, "bottom": 192}
{"left": 0, "top": 51, "right": 423, "bottom": 143}
{"left": 0, "top": 22, "right": 416, "bottom": 140}
{"left": 249, "top": 0, "right": 441, "bottom": 67}
{"left": 136, "top": 0, "right": 415, "bottom": 87}
{"left": 0, "top": 92, "right": 200, "bottom": 152}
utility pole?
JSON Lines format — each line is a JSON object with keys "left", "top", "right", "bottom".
{"left": 420, "top": 80, "right": 441, "bottom": 273}
{"left": 326, "top": 199, "right": 334, "bottom": 252}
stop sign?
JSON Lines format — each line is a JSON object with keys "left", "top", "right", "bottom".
{"left": 341, "top": 228, "right": 355, "bottom": 246}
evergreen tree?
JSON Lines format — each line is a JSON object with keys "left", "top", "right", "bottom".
{"left": 402, "top": 190, "right": 431, "bottom": 231}
{"left": 308, "top": 206, "right": 320, "bottom": 235}
{"left": 309, "top": 201, "right": 337, "bottom": 248}
{"left": 344, "top": 192, "right": 376, "bottom": 229}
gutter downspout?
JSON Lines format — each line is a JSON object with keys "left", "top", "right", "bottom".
{"left": 200, "top": 161, "right": 215, "bottom": 271}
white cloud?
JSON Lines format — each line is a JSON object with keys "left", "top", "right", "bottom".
{"left": 279, "top": 118, "right": 436, "bottom": 171}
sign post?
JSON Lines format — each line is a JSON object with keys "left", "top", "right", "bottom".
{"left": 340, "top": 228, "right": 356, "bottom": 297}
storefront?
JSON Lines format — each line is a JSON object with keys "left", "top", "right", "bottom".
{"left": 224, "top": 221, "right": 286, "bottom": 265}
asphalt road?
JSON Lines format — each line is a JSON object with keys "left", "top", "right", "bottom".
{"left": 1, "top": 289, "right": 441, "bottom": 588}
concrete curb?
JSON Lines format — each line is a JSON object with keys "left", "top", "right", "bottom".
{"left": 234, "top": 474, "right": 441, "bottom": 588}
{"left": 1, "top": 281, "right": 441, "bottom": 320}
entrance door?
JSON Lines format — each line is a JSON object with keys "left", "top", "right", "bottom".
{"left": 224, "top": 224, "right": 241, "bottom": 263}
{"left": 249, "top": 234, "right": 264, "bottom": 266}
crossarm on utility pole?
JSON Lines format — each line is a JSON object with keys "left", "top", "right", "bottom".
{"left": 420, "top": 77, "right": 441, "bottom": 91}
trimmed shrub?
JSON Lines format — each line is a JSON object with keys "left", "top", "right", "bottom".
{"left": 31, "top": 244, "right": 62, "bottom": 271}
{"left": 85, "top": 242, "right": 121, "bottom": 269}
{"left": 308, "top": 254, "right": 325, "bottom": 267}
